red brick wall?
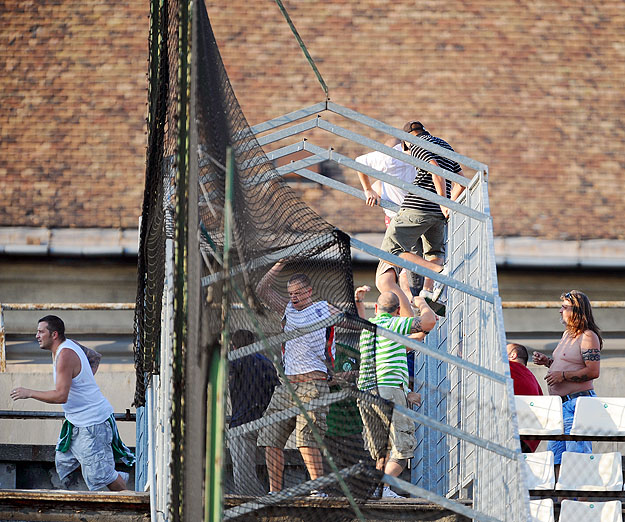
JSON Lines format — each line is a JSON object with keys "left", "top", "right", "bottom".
{"left": 1, "top": 1, "right": 149, "bottom": 228}
{"left": 2, "top": 0, "right": 625, "bottom": 240}
{"left": 205, "top": 0, "right": 625, "bottom": 240}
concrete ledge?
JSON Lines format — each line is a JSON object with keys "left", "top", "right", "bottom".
{"left": 351, "top": 233, "right": 625, "bottom": 267}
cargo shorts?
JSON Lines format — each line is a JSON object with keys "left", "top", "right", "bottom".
{"left": 257, "top": 380, "right": 329, "bottom": 449}
{"left": 376, "top": 208, "right": 445, "bottom": 280}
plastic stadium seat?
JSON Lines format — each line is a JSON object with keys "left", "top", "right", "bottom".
{"left": 555, "top": 452, "right": 623, "bottom": 491}
{"left": 559, "top": 500, "right": 623, "bottom": 522}
{"left": 529, "top": 498, "right": 554, "bottom": 522}
{"left": 523, "top": 451, "right": 555, "bottom": 490}
{"left": 571, "top": 397, "right": 625, "bottom": 436}
{"left": 515, "top": 396, "right": 564, "bottom": 435}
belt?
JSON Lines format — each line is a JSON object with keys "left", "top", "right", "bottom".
{"left": 288, "top": 371, "right": 328, "bottom": 383}
{"left": 561, "top": 390, "right": 593, "bottom": 403}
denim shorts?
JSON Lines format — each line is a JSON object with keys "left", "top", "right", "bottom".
{"left": 547, "top": 390, "right": 596, "bottom": 465}
{"left": 55, "top": 419, "right": 119, "bottom": 490}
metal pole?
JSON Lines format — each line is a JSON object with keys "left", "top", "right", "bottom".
{"left": 205, "top": 147, "right": 233, "bottom": 521}
{"left": 0, "top": 305, "right": 5, "bottom": 373}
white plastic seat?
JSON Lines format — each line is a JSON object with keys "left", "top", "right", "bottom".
{"left": 555, "top": 451, "right": 623, "bottom": 491}
{"left": 571, "top": 397, "right": 625, "bottom": 436}
{"left": 515, "top": 395, "right": 564, "bottom": 435}
{"left": 559, "top": 500, "right": 623, "bottom": 522}
{"left": 523, "top": 451, "right": 555, "bottom": 490}
{"left": 529, "top": 498, "right": 554, "bottom": 522}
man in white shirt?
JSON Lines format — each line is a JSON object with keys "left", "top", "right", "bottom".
{"left": 10, "top": 315, "right": 131, "bottom": 491}
{"left": 356, "top": 138, "right": 421, "bottom": 314}
{"left": 255, "top": 262, "right": 336, "bottom": 495}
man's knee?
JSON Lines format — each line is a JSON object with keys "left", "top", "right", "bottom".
{"left": 388, "top": 457, "right": 408, "bottom": 469}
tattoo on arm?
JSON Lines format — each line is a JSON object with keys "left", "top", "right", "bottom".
{"left": 568, "top": 375, "right": 592, "bottom": 382}
{"left": 410, "top": 317, "right": 423, "bottom": 334}
{"left": 581, "top": 348, "right": 601, "bottom": 362}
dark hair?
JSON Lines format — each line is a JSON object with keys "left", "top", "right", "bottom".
{"left": 231, "top": 329, "right": 255, "bottom": 349}
{"left": 561, "top": 290, "right": 603, "bottom": 349}
{"left": 403, "top": 120, "right": 426, "bottom": 134}
{"left": 287, "top": 273, "right": 311, "bottom": 288}
{"left": 38, "top": 315, "right": 66, "bottom": 340}
{"left": 507, "top": 343, "right": 529, "bottom": 365}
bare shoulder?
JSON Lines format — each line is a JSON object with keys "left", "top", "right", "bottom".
{"left": 581, "top": 329, "right": 600, "bottom": 348}
{"left": 56, "top": 347, "right": 80, "bottom": 368}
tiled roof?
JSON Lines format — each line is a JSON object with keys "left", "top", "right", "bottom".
{"left": 1, "top": 1, "right": 149, "bottom": 229}
{"left": 2, "top": 1, "right": 624, "bottom": 241}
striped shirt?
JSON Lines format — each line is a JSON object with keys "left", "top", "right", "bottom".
{"left": 358, "top": 313, "right": 414, "bottom": 391}
{"left": 401, "top": 133, "right": 462, "bottom": 215}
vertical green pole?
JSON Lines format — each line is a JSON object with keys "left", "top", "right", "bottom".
{"left": 205, "top": 147, "right": 233, "bottom": 521}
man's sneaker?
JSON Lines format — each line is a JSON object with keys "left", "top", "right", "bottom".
{"left": 425, "top": 297, "right": 446, "bottom": 317}
{"left": 419, "top": 289, "right": 434, "bottom": 299}
{"left": 382, "top": 486, "right": 405, "bottom": 498}
{"left": 309, "top": 489, "right": 328, "bottom": 498}
{"left": 431, "top": 281, "right": 446, "bottom": 303}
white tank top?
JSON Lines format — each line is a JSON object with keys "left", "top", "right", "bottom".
{"left": 53, "top": 340, "right": 113, "bottom": 427}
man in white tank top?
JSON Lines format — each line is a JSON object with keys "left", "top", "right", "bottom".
{"left": 10, "top": 315, "right": 130, "bottom": 491}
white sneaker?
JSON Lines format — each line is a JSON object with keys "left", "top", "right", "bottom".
{"left": 419, "top": 289, "right": 434, "bottom": 299}
{"left": 382, "top": 486, "right": 404, "bottom": 498}
{"left": 432, "top": 282, "right": 445, "bottom": 303}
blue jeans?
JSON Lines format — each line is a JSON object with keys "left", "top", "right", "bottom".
{"left": 547, "top": 390, "right": 596, "bottom": 465}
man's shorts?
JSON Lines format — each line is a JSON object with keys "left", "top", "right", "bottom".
{"left": 358, "top": 386, "right": 417, "bottom": 461}
{"left": 257, "top": 380, "right": 329, "bottom": 449}
{"left": 55, "top": 420, "right": 119, "bottom": 491}
{"left": 376, "top": 208, "right": 445, "bottom": 280}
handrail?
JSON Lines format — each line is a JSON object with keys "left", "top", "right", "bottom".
{"left": 0, "top": 302, "right": 135, "bottom": 373}
{"left": 0, "top": 409, "right": 136, "bottom": 421}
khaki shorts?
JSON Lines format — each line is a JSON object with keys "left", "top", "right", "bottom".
{"left": 358, "top": 386, "right": 417, "bottom": 461}
{"left": 257, "top": 380, "right": 329, "bottom": 449}
{"left": 376, "top": 208, "right": 446, "bottom": 280}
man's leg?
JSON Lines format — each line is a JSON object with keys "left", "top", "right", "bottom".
{"left": 231, "top": 429, "right": 265, "bottom": 495}
{"left": 399, "top": 252, "right": 443, "bottom": 293}
{"left": 299, "top": 446, "right": 324, "bottom": 481}
{"left": 264, "top": 446, "right": 285, "bottom": 492}
{"left": 107, "top": 473, "right": 127, "bottom": 491}
{"left": 376, "top": 266, "right": 413, "bottom": 317}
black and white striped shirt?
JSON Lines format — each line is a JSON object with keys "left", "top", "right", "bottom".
{"left": 401, "top": 133, "right": 462, "bottom": 215}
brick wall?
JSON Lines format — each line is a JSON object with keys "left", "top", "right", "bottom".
{"left": 205, "top": 0, "right": 625, "bottom": 240}
{"left": 2, "top": 0, "right": 624, "bottom": 240}
{"left": 1, "top": 0, "right": 149, "bottom": 228}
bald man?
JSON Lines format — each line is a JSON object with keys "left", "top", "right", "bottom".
{"left": 354, "top": 288, "right": 436, "bottom": 498}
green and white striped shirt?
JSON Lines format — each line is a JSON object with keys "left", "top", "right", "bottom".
{"left": 357, "top": 313, "right": 413, "bottom": 391}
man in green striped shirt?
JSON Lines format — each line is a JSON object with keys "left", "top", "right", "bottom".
{"left": 355, "top": 289, "right": 436, "bottom": 498}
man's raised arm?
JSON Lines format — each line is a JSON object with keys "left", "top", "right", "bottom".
{"left": 255, "top": 261, "right": 289, "bottom": 312}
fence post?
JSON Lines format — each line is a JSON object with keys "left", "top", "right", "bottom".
{"left": 0, "top": 305, "right": 5, "bottom": 373}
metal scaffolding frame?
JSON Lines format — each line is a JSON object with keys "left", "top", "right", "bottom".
{"left": 249, "top": 100, "right": 530, "bottom": 521}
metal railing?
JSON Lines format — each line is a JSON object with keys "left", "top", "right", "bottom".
{"left": 0, "top": 302, "right": 135, "bottom": 373}
{"left": 251, "top": 101, "right": 527, "bottom": 521}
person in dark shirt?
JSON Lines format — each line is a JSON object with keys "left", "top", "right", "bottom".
{"left": 228, "top": 329, "right": 279, "bottom": 495}
{"left": 507, "top": 343, "right": 543, "bottom": 452}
